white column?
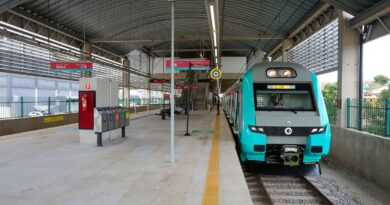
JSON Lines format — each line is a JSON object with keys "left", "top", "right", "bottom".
{"left": 336, "top": 11, "right": 361, "bottom": 128}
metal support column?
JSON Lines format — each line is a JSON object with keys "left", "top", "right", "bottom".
{"left": 169, "top": 0, "right": 175, "bottom": 163}
{"left": 97, "top": 133, "right": 103, "bottom": 147}
{"left": 358, "top": 33, "right": 364, "bottom": 131}
{"left": 185, "top": 65, "right": 191, "bottom": 136}
{"left": 122, "top": 127, "right": 126, "bottom": 138}
{"left": 385, "top": 98, "right": 390, "bottom": 136}
{"left": 20, "top": 96, "right": 23, "bottom": 117}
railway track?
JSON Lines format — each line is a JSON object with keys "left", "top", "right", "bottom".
{"left": 244, "top": 169, "right": 337, "bottom": 205}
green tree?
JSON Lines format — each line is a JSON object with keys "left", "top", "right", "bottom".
{"left": 367, "top": 75, "right": 390, "bottom": 90}
{"left": 322, "top": 83, "right": 337, "bottom": 124}
{"left": 322, "top": 83, "right": 337, "bottom": 102}
{"left": 379, "top": 85, "right": 390, "bottom": 101}
{"left": 374, "top": 75, "right": 390, "bottom": 85}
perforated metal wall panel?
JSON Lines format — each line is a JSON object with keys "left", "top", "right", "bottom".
{"left": 287, "top": 19, "right": 339, "bottom": 74}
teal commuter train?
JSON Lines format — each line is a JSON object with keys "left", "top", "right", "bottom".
{"left": 222, "top": 62, "right": 331, "bottom": 167}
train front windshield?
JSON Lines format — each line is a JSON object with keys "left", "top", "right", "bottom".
{"left": 254, "top": 84, "right": 316, "bottom": 111}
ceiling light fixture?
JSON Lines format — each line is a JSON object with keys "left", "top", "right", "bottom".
{"left": 210, "top": 5, "right": 216, "bottom": 32}
{"left": 213, "top": 32, "right": 217, "bottom": 47}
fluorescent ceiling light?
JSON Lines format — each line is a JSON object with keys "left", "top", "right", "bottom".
{"left": 0, "top": 22, "right": 80, "bottom": 51}
{"left": 210, "top": 5, "right": 216, "bottom": 32}
{"left": 213, "top": 32, "right": 217, "bottom": 47}
{"left": 214, "top": 48, "right": 218, "bottom": 57}
{"left": 215, "top": 58, "right": 218, "bottom": 64}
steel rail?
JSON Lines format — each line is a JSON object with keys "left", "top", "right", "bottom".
{"left": 301, "top": 176, "right": 335, "bottom": 205}
{"left": 257, "top": 175, "right": 274, "bottom": 205}
{"left": 254, "top": 174, "right": 336, "bottom": 205}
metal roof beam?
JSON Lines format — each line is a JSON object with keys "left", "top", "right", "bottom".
{"left": 376, "top": 17, "right": 390, "bottom": 33}
{"left": 349, "top": 0, "right": 390, "bottom": 28}
{"left": 152, "top": 48, "right": 250, "bottom": 53}
{"left": 321, "top": 0, "right": 361, "bottom": 16}
{"left": 266, "top": 4, "right": 338, "bottom": 59}
{"left": 9, "top": 7, "right": 125, "bottom": 60}
{"left": 0, "top": 0, "right": 27, "bottom": 13}
{"left": 223, "top": 35, "right": 285, "bottom": 40}
{"left": 9, "top": 7, "right": 84, "bottom": 42}
{"left": 288, "top": 3, "right": 330, "bottom": 38}
{"left": 90, "top": 35, "right": 285, "bottom": 43}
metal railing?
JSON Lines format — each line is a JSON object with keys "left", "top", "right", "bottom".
{"left": 0, "top": 97, "right": 166, "bottom": 120}
{"left": 118, "top": 98, "right": 164, "bottom": 107}
{"left": 0, "top": 97, "right": 78, "bottom": 119}
{"left": 347, "top": 98, "right": 390, "bottom": 137}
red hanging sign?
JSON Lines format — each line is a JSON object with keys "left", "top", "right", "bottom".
{"left": 175, "top": 85, "right": 199, "bottom": 90}
{"left": 166, "top": 59, "right": 210, "bottom": 71}
{"left": 50, "top": 62, "right": 93, "bottom": 71}
{"left": 149, "top": 79, "right": 168, "bottom": 83}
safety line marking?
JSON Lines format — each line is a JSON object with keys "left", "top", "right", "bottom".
{"left": 202, "top": 115, "right": 220, "bottom": 205}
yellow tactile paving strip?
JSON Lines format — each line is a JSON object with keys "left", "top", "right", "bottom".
{"left": 202, "top": 115, "right": 220, "bottom": 205}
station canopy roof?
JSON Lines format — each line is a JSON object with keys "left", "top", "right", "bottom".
{"left": 0, "top": 0, "right": 387, "bottom": 59}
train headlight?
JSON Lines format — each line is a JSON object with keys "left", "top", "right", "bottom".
{"left": 311, "top": 127, "right": 326, "bottom": 134}
{"left": 258, "top": 127, "right": 265, "bottom": 133}
{"left": 249, "top": 125, "right": 266, "bottom": 134}
{"left": 249, "top": 126, "right": 257, "bottom": 132}
{"left": 266, "top": 67, "right": 296, "bottom": 78}
{"left": 266, "top": 69, "right": 277, "bottom": 77}
{"left": 283, "top": 69, "right": 293, "bottom": 77}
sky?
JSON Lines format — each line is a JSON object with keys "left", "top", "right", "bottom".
{"left": 317, "top": 34, "right": 390, "bottom": 85}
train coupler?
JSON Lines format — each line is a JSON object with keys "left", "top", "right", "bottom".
{"left": 281, "top": 145, "right": 300, "bottom": 166}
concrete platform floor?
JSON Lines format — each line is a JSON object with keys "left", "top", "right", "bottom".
{"left": 0, "top": 110, "right": 251, "bottom": 205}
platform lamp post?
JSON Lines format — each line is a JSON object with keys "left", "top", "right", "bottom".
{"left": 169, "top": 0, "right": 175, "bottom": 163}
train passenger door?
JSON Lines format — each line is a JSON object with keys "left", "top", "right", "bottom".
{"left": 238, "top": 90, "right": 242, "bottom": 134}
{"left": 234, "top": 91, "right": 239, "bottom": 133}
{"left": 231, "top": 92, "right": 237, "bottom": 125}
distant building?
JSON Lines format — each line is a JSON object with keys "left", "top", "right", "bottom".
{"left": 364, "top": 83, "right": 389, "bottom": 98}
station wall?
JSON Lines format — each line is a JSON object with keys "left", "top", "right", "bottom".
{"left": 329, "top": 126, "right": 390, "bottom": 191}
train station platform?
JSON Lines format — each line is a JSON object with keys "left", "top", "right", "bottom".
{"left": 0, "top": 110, "right": 252, "bottom": 205}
